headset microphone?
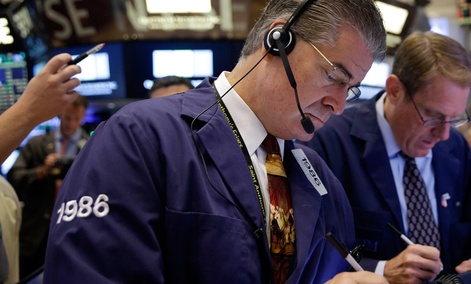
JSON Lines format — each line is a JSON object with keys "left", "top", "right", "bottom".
{"left": 263, "top": 0, "right": 316, "bottom": 134}
{"left": 275, "top": 36, "right": 315, "bottom": 134}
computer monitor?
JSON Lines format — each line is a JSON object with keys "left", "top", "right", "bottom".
{"left": 123, "top": 40, "right": 244, "bottom": 98}
{"left": 152, "top": 49, "right": 213, "bottom": 78}
{"left": 0, "top": 51, "right": 29, "bottom": 114}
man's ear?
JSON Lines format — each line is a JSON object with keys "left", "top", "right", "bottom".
{"left": 385, "top": 74, "right": 405, "bottom": 106}
{"left": 261, "top": 20, "right": 288, "bottom": 58}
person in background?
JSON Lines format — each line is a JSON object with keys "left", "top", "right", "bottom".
{"left": 7, "top": 95, "right": 89, "bottom": 280}
{"left": 148, "top": 75, "right": 194, "bottom": 98}
{"left": 305, "top": 31, "right": 471, "bottom": 283}
{"left": 43, "top": 0, "right": 388, "bottom": 283}
{"left": 0, "top": 53, "right": 81, "bottom": 283}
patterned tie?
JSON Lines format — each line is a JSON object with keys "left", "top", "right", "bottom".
{"left": 263, "top": 134, "right": 295, "bottom": 284}
{"left": 401, "top": 152, "right": 440, "bottom": 248}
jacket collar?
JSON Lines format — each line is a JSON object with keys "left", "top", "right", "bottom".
{"left": 350, "top": 94, "right": 404, "bottom": 230}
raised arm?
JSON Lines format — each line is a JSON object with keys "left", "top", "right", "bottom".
{"left": 0, "top": 53, "right": 81, "bottom": 164}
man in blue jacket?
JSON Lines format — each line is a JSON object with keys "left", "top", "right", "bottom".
{"left": 44, "top": 0, "right": 388, "bottom": 283}
{"left": 306, "top": 31, "right": 471, "bottom": 283}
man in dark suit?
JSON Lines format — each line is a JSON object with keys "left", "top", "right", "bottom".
{"left": 8, "top": 95, "right": 89, "bottom": 280}
{"left": 305, "top": 31, "right": 471, "bottom": 283}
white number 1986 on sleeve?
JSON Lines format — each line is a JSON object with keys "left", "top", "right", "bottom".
{"left": 57, "top": 194, "right": 110, "bottom": 224}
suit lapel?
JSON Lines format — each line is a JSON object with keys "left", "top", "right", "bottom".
{"left": 351, "top": 99, "right": 404, "bottom": 230}
{"left": 284, "top": 141, "right": 321, "bottom": 268}
{"left": 182, "top": 78, "right": 266, "bottom": 232}
{"left": 432, "top": 145, "right": 459, "bottom": 233}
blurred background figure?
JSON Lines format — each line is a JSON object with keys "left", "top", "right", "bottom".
{"left": 148, "top": 76, "right": 194, "bottom": 98}
{"left": 7, "top": 95, "right": 89, "bottom": 280}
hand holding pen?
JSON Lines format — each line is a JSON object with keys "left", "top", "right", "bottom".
{"left": 386, "top": 223, "right": 443, "bottom": 282}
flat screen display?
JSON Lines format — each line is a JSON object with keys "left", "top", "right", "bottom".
{"left": 123, "top": 40, "right": 244, "bottom": 98}
{"left": 152, "top": 49, "right": 213, "bottom": 78}
{"left": 0, "top": 51, "right": 28, "bottom": 114}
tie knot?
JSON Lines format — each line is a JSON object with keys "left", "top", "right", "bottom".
{"left": 262, "top": 134, "right": 280, "bottom": 155}
{"left": 399, "top": 151, "right": 414, "bottom": 163}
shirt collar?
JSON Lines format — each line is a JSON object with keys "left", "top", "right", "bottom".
{"left": 214, "top": 72, "right": 270, "bottom": 156}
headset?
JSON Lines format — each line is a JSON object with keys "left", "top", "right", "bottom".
{"left": 263, "top": 0, "right": 317, "bottom": 134}
{"left": 191, "top": 0, "right": 317, "bottom": 135}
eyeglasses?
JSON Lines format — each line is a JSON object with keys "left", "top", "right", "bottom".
{"left": 309, "top": 42, "right": 361, "bottom": 102}
{"left": 403, "top": 82, "right": 470, "bottom": 128}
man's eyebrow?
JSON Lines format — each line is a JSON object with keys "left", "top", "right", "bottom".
{"left": 332, "top": 62, "right": 363, "bottom": 86}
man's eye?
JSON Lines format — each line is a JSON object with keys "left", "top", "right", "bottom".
{"left": 327, "top": 73, "right": 336, "bottom": 81}
{"left": 327, "top": 73, "right": 347, "bottom": 88}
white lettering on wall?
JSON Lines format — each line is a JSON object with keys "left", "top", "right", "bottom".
{"left": 44, "top": 0, "right": 96, "bottom": 40}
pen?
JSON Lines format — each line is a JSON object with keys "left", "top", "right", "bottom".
{"left": 388, "top": 222, "right": 444, "bottom": 272}
{"left": 326, "top": 232, "right": 364, "bottom": 271}
{"left": 67, "top": 43, "right": 105, "bottom": 65}
{"left": 387, "top": 222, "right": 414, "bottom": 245}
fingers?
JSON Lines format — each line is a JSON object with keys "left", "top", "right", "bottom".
{"left": 326, "top": 271, "right": 389, "bottom": 284}
{"left": 58, "top": 64, "right": 81, "bottom": 82}
{"left": 384, "top": 245, "right": 442, "bottom": 283}
{"left": 41, "top": 53, "right": 82, "bottom": 84}
{"left": 456, "top": 259, "right": 471, "bottom": 273}
{"left": 64, "top": 91, "right": 80, "bottom": 103}
{"left": 42, "top": 53, "right": 73, "bottom": 73}
{"left": 63, "top": 77, "right": 81, "bottom": 94}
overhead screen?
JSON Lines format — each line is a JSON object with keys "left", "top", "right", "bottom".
{"left": 124, "top": 40, "right": 244, "bottom": 98}
{"left": 0, "top": 51, "right": 29, "bottom": 114}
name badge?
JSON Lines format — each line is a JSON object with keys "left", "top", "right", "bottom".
{"left": 292, "top": 149, "right": 328, "bottom": 196}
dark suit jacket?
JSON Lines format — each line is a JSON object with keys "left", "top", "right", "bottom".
{"left": 305, "top": 93, "right": 471, "bottom": 273}
{"left": 7, "top": 129, "right": 89, "bottom": 260}
{"left": 44, "top": 77, "right": 355, "bottom": 283}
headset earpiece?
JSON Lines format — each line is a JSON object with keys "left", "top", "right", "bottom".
{"left": 263, "top": 26, "right": 296, "bottom": 56}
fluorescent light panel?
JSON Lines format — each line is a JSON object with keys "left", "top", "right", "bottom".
{"left": 146, "top": 0, "right": 212, "bottom": 14}
{"left": 376, "top": 1, "right": 409, "bottom": 35}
